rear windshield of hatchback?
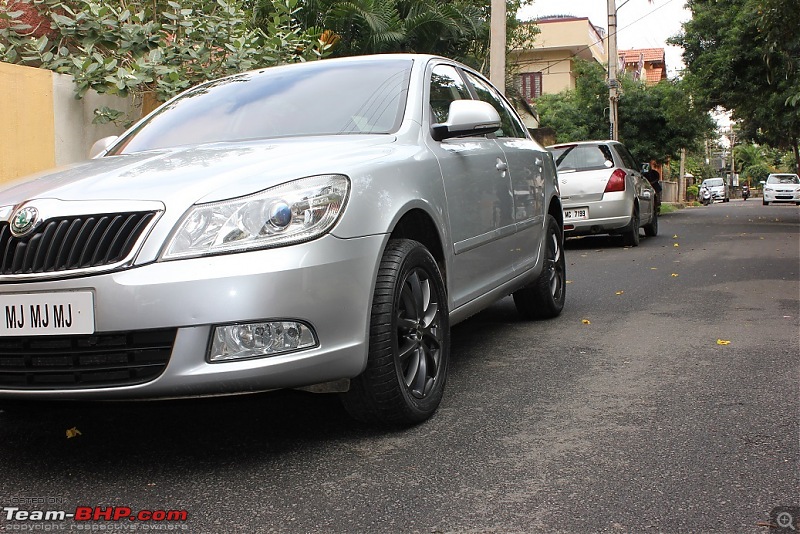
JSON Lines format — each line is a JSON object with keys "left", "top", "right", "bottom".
{"left": 550, "top": 144, "right": 615, "bottom": 172}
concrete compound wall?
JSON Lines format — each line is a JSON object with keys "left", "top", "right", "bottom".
{"left": 0, "top": 62, "right": 138, "bottom": 185}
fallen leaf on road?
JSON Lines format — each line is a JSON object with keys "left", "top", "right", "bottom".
{"left": 615, "top": 291, "right": 624, "bottom": 295}
{"left": 582, "top": 319, "right": 591, "bottom": 325}
{"left": 671, "top": 273, "right": 679, "bottom": 277}
{"left": 66, "top": 427, "right": 82, "bottom": 439}
{"left": 673, "top": 234, "right": 678, "bottom": 238}
{"left": 673, "top": 243, "right": 679, "bottom": 247}
{"left": 716, "top": 339, "right": 731, "bottom": 345}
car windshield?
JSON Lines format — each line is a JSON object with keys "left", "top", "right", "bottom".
{"left": 703, "top": 178, "right": 724, "bottom": 187}
{"left": 549, "top": 144, "right": 615, "bottom": 172}
{"left": 109, "top": 59, "right": 412, "bottom": 155}
{"left": 767, "top": 174, "right": 800, "bottom": 184}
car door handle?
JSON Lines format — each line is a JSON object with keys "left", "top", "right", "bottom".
{"left": 496, "top": 160, "right": 508, "bottom": 172}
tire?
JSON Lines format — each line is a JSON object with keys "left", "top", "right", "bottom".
{"left": 622, "top": 206, "right": 640, "bottom": 247}
{"left": 513, "top": 215, "right": 566, "bottom": 320}
{"left": 643, "top": 208, "right": 658, "bottom": 237}
{"left": 342, "top": 239, "right": 449, "bottom": 425}
{"left": 763, "top": 199, "right": 769, "bottom": 206}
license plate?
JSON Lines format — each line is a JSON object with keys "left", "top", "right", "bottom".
{"left": 564, "top": 207, "right": 588, "bottom": 221}
{"left": 0, "top": 291, "right": 95, "bottom": 336}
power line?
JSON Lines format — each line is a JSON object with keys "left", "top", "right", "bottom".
{"left": 513, "top": 0, "right": 682, "bottom": 74}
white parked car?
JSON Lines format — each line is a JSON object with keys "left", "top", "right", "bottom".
{"left": 548, "top": 140, "right": 658, "bottom": 246}
{"left": 762, "top": 173, "right": 800, "bottom": 205}
{"left": 700, "top": 177, "right": 730, "bottom": 202}
{"left": 0, "top": 55, "right": 565, "bottom": 425}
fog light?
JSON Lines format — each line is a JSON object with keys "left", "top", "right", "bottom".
{"left": 209, "top": 321, "right": 317, "bottom": 362}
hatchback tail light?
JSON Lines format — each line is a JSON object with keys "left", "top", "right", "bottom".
{"left": 604, "top": 169, "right": 627, "bottom": 193}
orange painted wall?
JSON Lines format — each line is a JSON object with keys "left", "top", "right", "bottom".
{"left": 0, "top": 62, "right": 56, "bottom": 184}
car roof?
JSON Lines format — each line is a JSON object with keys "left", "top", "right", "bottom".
{"left": 547, "top": 140, "right": 618, "bottom": 149}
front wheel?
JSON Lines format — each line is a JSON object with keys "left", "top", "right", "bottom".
{"left": 763, "top": 199, "right": 769, "bottom": 206}
{"left": 643, "top": 208, "right": 658, "bottom": 237}
{"left": 342, "top": 239, "right": 449, "bottom": 425}
{"left": 513, "top": 214, "right": 566, "bottom": 320}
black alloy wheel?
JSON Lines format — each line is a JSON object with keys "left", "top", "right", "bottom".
{"left": 342, "top": 239, "right": 449, "bottom": 425}
{"left": 513, "top": 214, "right": 566, "bottom": 320}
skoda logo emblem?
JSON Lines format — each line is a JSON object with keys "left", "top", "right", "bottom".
{"left": 10, "top": 206, "right": 39, "bottom": 237}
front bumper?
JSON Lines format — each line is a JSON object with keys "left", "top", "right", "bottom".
{"left": 764, "top": 190, "right": 800, "bottom": 203}
{"left": 0, "top": 234, "right": 385, "bottom": 399}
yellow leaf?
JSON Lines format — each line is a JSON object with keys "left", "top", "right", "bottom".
{"left": 566, "top": 280, "right": 573, "bottom": 284}
{"left": 671, "top": 273, "right": 679, "bottom": 277}
{"left": 615, "top": 290, "right": 624, "bottom": 295}
{"left": 716, "top": 339, "right": 731, "bottom": 345}
{"left": 581, "top": 319, "right": 591, "bottom": 325}
{"left": 66, "top": 427, "right": 82, "bottom": 439}
{"left": 650, "top": 267, "right": 658, "bottom": 270}
{"left": 672, "top": 234, "right": 678, "bottom": 238}
{"left": 673, "top": 243, "right": 680, "bottom": 247}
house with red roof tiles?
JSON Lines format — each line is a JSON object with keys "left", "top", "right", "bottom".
{"left": 618, "top": 48, "right": 668, "bottom": 85}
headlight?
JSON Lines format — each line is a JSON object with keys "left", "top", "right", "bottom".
{"left": 162, "top": 174, "right": 349, "bottom": 260}
{"left": 765, "top": 187, "right": 774, "bottom": 192}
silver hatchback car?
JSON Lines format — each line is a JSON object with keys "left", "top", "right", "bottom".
{"left": 548, "top": 140, "right": 658, "bottom": 246}
{"left": 0, "top": 55, "right": 564, "bottom": 425}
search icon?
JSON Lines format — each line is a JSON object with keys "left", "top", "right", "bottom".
{"left": 778, "top": 511, "right": 796, "bottom": 531}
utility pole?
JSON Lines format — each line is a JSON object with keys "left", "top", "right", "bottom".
{"left": 679, "top": 148, "right": 686, "bottom": 203}
{"left": 607, "top": 0, "right": 619, "bottom": 141}
{"left": 729, "top": 128, "right": 736, "bottom": 187}
{"left": 490, "top": 0, "right": 506, "bottom": 93}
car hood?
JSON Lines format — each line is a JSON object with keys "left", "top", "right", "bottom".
{"left": 767, "top": 183, "right": 800, "bottom": 190}
{"left": 0, "top": 135, "right": 397, "bottom": 208}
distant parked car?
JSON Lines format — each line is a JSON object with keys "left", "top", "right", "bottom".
{"left": 548, "top": 140, "right": 658, "bottom": 246}
{"left": 0, "top": 54, "right": 565, "bottom": 425}
{"left": 762, "top": 173, "right": 800, "bottom": 205}
{"left": 700, "top": 177, "right": 730, "bottom": 202}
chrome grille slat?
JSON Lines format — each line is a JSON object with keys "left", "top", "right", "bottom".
{"left": 0, "top": 212, "right": 156, "bottom": 276}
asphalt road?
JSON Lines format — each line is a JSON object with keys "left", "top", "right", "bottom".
{"left": 0, "top": 200, "right": 798, "bottom": 534}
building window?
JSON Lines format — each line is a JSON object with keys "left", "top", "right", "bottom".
{"left": 518, "top": 72, "right": 542, "bottom": 102}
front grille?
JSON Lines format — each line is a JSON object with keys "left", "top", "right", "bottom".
{"left": 0, "top": 329, "right": 176, "bottom": 389}
{"left": 0, "top": 212, "right": 156, "bottom": 276}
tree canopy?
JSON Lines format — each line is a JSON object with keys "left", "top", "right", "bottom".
{"left": 671, "top": 0, "right": 800, "bottom": 172}
{"left": 535, "top": 60, "right": 715, "bottom": 165}
{"left": 0, "top": 0, "right": 328, "bottom": 121}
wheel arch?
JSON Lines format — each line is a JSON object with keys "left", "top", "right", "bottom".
{"left": 547, "top": 195, "right": 563, "bottom": 229}
{"left": 388, "top": 208, "right": 446, "bottom": 281}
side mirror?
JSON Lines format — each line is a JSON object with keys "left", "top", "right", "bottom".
{"left": 431, "top": 100, "right": 501, "bottom": 141}
{"left": 89, "top": 136, "right": 119, "bottom": 159}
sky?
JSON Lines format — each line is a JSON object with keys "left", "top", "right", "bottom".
{"left": 517, "top": 0, "right": 692, "bottom": 77}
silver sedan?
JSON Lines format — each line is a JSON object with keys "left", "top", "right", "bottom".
{"left": 548, "top": 140, "right": 658, "bottom": 246}
{"left": 0, "top": 55, "right": 564, "bottom": 425}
